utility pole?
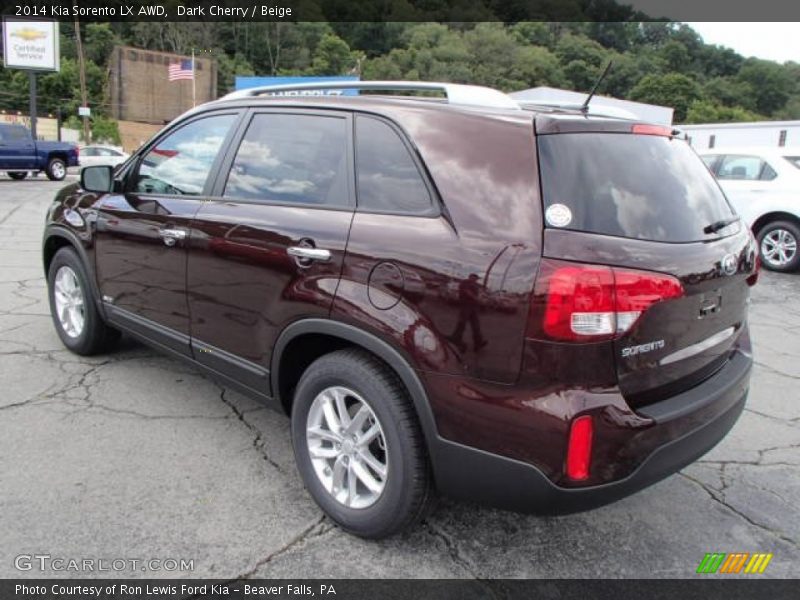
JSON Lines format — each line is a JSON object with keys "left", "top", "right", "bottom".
{"left": 191, "top": 48, "right": 196, "bottom": 108}
{"left": 28, "top": 72, "right": 37, "bottom": 139}
{"left": 73, "top": 15, "right": 91, "bottom": 144}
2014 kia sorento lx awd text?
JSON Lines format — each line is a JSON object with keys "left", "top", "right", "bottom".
{"left": 43, "top": 81, "right": 757, "bottom": 538}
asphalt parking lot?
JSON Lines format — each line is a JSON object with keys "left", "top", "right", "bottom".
{"left": 1, "top": 176, "right": 798, "bottom": 579}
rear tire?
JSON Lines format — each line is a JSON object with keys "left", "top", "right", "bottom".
{"left": 291, "top": 349, "right": 434, "bottom": 539}
{"left": 8, "top": 171, "right": 28, "bottom": 180}
{"left": 47, "top": 247, "right": 120, "bottom": 355}
{"left": 757, "top": 220, "right": 800, "bottom": 272}
{"left": 45, "top": 157, "right": 67, "bottom": 181}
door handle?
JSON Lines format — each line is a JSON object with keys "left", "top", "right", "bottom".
{"left": 159, "top": 228, "right": 187, "bottom": 247}
{"left": 287, "top": 246, "right": 331, "bottom": 262}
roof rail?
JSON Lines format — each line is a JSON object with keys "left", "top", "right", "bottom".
{"left": 221, "top": 81, "right": 521, "bottom": 111}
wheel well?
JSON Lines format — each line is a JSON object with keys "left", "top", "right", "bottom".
{"left": 752, "top": 212, "right": 800, "bottom": 237}
{"left": 47, "top": 152, "right": 68, "bottom": 164}
{"left": 42, "top": 235, "right": 72, "bottom": 275}
{"left": 276, "top": 333, "right": 354, "bottom": 414}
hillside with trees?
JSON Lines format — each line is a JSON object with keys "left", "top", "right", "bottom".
{"left": 1, "top": 21, "right": 798, "bottom": 130}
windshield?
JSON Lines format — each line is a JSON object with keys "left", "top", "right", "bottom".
{"left": 538, "top": 133, "right": 736, "bottom": 243}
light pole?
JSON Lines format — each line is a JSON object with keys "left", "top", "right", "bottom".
{"left": 73, "top": 15, "right": 91, "bottom": 143}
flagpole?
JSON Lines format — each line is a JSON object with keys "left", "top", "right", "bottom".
{"left": 191, "top": 48, "right": 196, "bottom": 108}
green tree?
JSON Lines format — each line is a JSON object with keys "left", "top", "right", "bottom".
{"left": 513, "top": 46, "right": 566, "bottom": 88}
{"left": 774, "top": 97, "right": 800, "bottom": 120}
{"left": 84, "top": 24, "right": 119, "bottom": 68}
{"left": 563, "top": 59, "right": 598, "bottom": 91}
{"left": 309, "top": 33, "right": 358, "bottom": 75}
{"left": 510, "top": 22, "right": 555, "bottom": 49}
{"left": 737, "top": 58, "right": 795, "bottom": 115}
{"left": 89, "top": 116, "right": 122, "bottom": 144}
{"left": 464, "top": 23, "right": 523, "bottom": 89}
{"left": 658, "top": 40, "right": 691, "bottom": 74}
{"left": 601, "top": 52, "right": 650, "bottom": 98}
{"left": 629, "top": 73, "right": 702, "bottom": 122}
{"left": 215, "top": 52, "right": 255, "bottom": 96}
{"left": 685, "top": 100, "right": 763, "bottom": 124}
{"left": 555, "top": 33, "right": 607, "bottom": 68}
{"left": 703, "top": 77, "right": 756, "bottom": 111}
{"left": 695, "top": 44, "right": 743, "bottom": 78}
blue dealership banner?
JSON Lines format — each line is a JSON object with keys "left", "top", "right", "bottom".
{"left": 234, "top": 76, "right": 360, "bottom": 96}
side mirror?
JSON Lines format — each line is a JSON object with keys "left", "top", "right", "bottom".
{"left": 81, "top": 165, "right": 114, "bottom": 193}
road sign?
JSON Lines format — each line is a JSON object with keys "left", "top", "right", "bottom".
{"left": 78, "top": 106, "right": 91, "bottom": 117}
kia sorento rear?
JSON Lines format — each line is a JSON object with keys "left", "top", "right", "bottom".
{"left": 503, "top": 116, "right": 756, "bottom": 511}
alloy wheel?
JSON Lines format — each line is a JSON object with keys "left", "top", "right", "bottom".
{"left": 761, "top": 228, "right": 797, "bottom": 268}
{"left": 53, "top": 266, "right": 85, "bottom": 338}
{"left": 306, "top": 386, "right": 388, "bottom": 509}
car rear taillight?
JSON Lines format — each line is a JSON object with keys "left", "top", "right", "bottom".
{"left": 566, "top": 415, "right": 593, "bottom": 481}
{"left": 528, "top": 259, "right": 684, "bottom": 342}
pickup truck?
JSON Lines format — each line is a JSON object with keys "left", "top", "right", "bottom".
{"left": 0, "top": 123, "right": 80, "bottom": 181}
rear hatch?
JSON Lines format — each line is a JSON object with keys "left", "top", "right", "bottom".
{"left": 534, "top": 115, "right": 758, "bottom": 407}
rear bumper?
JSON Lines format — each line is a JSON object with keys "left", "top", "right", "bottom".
{"left": 430, "top": 349, "right": 751, "bottom": 514}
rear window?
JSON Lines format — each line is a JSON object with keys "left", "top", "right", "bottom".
{"left": 538, "top": 133, "right": 735, "bottom": 242}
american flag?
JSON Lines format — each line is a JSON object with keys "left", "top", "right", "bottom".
{"left": 168, "top": 59, "right": 194, "bottom": 81}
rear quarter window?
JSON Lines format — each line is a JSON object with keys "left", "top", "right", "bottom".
{"left": 354, "top": 116, "right": 432, "bottom": 214}
{"left": 537, "top": 133, "right": 736, "bottom": 243}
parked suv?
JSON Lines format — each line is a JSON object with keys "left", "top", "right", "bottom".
{"left": 43, "top": 82, "right": 757, "bottom": 538}
{"left": 0, "top": 123, "right": 79, "bottom": 181}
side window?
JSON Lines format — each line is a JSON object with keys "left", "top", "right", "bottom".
{"left": 224, "top": 113, "right": 349, "bottom": 207}
{"left": 355, "top": 116, "right": 432, "bottom": 214}
{"left": 700, "top": 154, "right": 719, "bottom": 173}
{"left": 8, "top": 127, "right": 31, "bottom": 142}
{"left": 759, "top": 162, "right": 778, "bottom": 181}
{"left": 717, "top": 155, "right": 770, "bottom": 181}
{"left": 82, "top": 147, "right": 97, "bottom": 157}
{"left": 132, "top": 114, "right": 236, "bottom": 196}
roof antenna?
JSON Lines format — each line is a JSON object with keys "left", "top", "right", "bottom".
{"left": 581, "top": 60, "right": 613, "bottom": 114}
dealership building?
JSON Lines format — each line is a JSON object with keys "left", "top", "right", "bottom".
{"left": 681, "top": 120, "right": 800, "bottom": 149}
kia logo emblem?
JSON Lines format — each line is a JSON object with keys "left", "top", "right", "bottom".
{"left": 721, "top": 254, "right": 738, "bottom": 276}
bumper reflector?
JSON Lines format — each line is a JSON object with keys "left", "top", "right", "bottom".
{"left": 566, "top": 415, "right": 594, "bottom": 481}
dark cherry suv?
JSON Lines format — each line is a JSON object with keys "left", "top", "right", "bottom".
{"left": 43, "top": 82, "right": 757, "bottom": 538}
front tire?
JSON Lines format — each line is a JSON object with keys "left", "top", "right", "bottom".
{"left": 291, "top": 349, "right": 434, "bottom": 539}
{"left": 757, "top": 220, "right": 800, "bottom": 272}
{"left": 45, "top": 157, "right": 67, "bottom": 181}
{"left": 8, "top": 171, "right": 28, "bottom": 180}
{"left": 47, "top": 247, "right": 120, "bottom": 355}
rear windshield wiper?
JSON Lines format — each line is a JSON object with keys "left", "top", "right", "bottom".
{"left": 703, "top": 216, "right": 740, "bottom": 234}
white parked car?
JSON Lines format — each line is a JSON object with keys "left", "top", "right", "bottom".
{"left": 79, "top": 145, "right": 130, "bottom": 169}
{"left": 699, "top": 147, "right": 800, "bottom": 272}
